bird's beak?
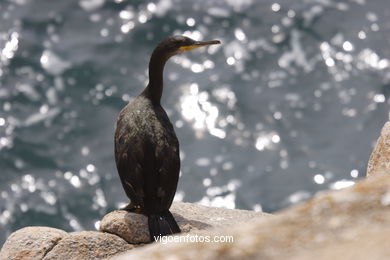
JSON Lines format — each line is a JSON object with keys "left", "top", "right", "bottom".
{"left": 179, "top": 40, "right": 221, "bottom": 52}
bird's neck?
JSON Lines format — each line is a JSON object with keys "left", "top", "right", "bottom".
{"left": 143, "top": 51, "right": 168, "bottom": 104}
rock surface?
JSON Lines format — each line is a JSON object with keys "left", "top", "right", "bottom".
{"left": 112, "top": 172, "right": 390, "bottom": 260}
{"left": 0, "top": 203, "right": 269, "bottom": 258}
{"left": 0, "top": 226, "right": 66, "bottom": 260}
{"left": 100, "top": 202, "right": 270, "bottom": 243}
{"left": 0, "top": 228, "right": 132, "bottom": 260}
{"left": 99, "top": 210, "right": 149, "bottom": 244}
{"left": 43, "top": 231, "right": 133, "bottom": 260}
{"left": 367, "top": 113, "right": 390, "bottom": 176}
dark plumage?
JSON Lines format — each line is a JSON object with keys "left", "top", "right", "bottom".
{"left": 114, "top": 35, "right": 220, "bottom": 241}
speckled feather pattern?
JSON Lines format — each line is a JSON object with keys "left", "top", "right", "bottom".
{"left": 114, "top": 94, "right": 180, "bottom": 214}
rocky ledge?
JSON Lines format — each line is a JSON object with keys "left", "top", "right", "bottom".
{"left": 100, "top": 202, "right": 269, "bottom": 244}
{"left": 1, "top": 114, "right": 390, "bottom": 260}
{"left": 0, "top": 228, "right": 134, "bottom": 260}
{"left": 0, "top": 203, "right": 268, "bottom": 260}
{"left": 114, "top": 171, "right": 390, "bottom": 260}
{"left": 367, "top": 113, "right": 390, "bottom": 177}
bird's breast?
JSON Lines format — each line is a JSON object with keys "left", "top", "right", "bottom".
{"left": 116, "top": 100, "right": 179, "bottom": 153}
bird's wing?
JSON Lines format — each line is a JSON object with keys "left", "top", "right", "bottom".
{"left": 152, "top": 115, "right": 181, "bottom": 210}
{"left": 114, "top": 126, "right": 145, "bottom": 207}
{"left": 156, "top": 144, "right": 181, "bottom": 209}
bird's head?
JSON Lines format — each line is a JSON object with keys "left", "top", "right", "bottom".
{"left": 153, "top": 35, "right": 221, "bottom": 60}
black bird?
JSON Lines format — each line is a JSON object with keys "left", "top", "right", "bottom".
{"left": 114, "top": 35, "right": 220, "bottom": 241}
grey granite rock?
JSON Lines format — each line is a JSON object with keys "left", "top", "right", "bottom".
{"left": 42, "top": 231, "right": 133, "bottom": 260}
{"left": 367, "top": 113, "right": 390, "bottom": 177}
{"left": 99, "top": 210, "right": 150, "bottom": 244}
{"left": 100, "top": 202, "right": 270, "bottom": 243}
{"left": 0, "top": 226, "right": 67, "bottom": 260}
{"left": 111, "top": 172, "right": 390, "bottom": 260}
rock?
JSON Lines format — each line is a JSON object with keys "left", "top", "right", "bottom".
{"left": 0, "top": 229, "right": 133, "bottom": 260}
{"left": 367, "top": 113, "right": 390, "bottom": 177}
{"left": 100, "top": 202, "right": 270, "bottom": 243}
{"left": 99, "top": 210, "right": 149, "bottom": 244}
{"left": 0, "top": 226, "right": 67, "bottom": 260}
{"left": 43, "top": 231, "right": 133, "bottom": 260}
{"left": 170, "top": 202, "right": 269, "bottom": 231}
{"left": 111, "top": 172, "right": 390, "bottom": 260}
{"left": 0, "top": 203, "right": 269, "bottom": 258}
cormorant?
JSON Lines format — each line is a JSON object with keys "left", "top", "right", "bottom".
{"left": 114, "top": 35, "right": 220, "bottom": 241}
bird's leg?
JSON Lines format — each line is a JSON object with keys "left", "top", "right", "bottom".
{"left": 121, "top": 202, "right": 143, "bottom": 214}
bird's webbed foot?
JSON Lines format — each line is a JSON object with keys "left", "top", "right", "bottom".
{"left": 121, "top": 203, "right": 143, "bottom": 213}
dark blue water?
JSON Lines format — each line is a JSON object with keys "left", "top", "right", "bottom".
{"left": 1, "top": 0, "right": 390, "bottom": 245}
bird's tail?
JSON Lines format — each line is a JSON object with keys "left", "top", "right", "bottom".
{"left": 148, "top": 210, "right": 181, "bottom": 241}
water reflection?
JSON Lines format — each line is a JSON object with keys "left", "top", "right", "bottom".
{"left": 1, "top": 32, "right": 19, "bottom": 62}
{"left": 180, "top": 83, "right": 226, "bottom": 139}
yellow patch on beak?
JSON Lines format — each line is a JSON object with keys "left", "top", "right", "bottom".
{"left": 179, "top": 40, "right": 221, "bottom": 52}
{"left": 179, "top": 45, "right": 201, "bottom": 51}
